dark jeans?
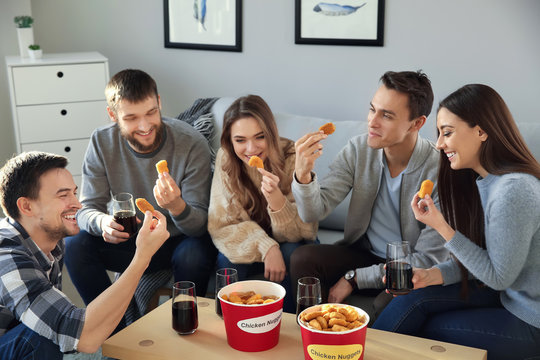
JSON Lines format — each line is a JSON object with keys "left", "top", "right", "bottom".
{"left": 65, "top": 230, "right": 217, "bottom": 306}
{"left": 0, "top": 323, "right": 62, "bottom": 360}
{"left": 216, "top": 240, "right": 315, "bottom": 314}
{"left": 373, "top": 281, "right": 540, "bottom": 360}
{"left": 290, "top": 239, "right": 385, "bottom": 302}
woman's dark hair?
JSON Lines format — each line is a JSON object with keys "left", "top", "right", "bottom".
{"left": 0, "top": 151, "right": 68, "bottom": 219}
{"left": 220, "top": 95, "right": 294, "bottom": 233}
{"left": 437, "top": 84, "right": 540, "bottom": 296}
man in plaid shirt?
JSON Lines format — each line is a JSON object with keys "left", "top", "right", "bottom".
{"left": 0, "top": 151, "right": 169, "bottom": 359}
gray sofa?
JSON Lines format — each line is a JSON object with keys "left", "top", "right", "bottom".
{"left": 208, "top": 96, "right": 540, "bottom": 319}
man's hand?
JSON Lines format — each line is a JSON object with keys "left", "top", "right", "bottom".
{"left": 154, "top": 172, "right": 186, "bottom": 216}
{"left": 134, "top": 210, "right": 170, "bottom": 265}
{"left": 328, "top": 277, "right": 353, "bottom": 303}
{"left": 258, "top": 168, "right": 286, "bottom": 211}
{"left": 263, "top": 246, "right": 286, "bottom": 282}
{"left": 294, "top": 131, "right": 327, "bottom": 184}
{"left": 101, "top": 215, "right": 139, "bottom": 244}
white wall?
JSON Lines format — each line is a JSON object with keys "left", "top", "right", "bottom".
{"left": 1, "top": 0, "right": 32, "bottom": 165}
{"left": 1, "top": 0, "right": 539, "bottom": 165}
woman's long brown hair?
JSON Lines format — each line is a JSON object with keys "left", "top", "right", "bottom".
{"left": 437, "top": 84, "right": 540, "bottom": 297}
{"left": 220, "top": 95, "right": 294, "bottom": 234}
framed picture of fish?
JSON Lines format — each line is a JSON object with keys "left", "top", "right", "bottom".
{"left": 295, "top": 0, "right": 384, "bottom": 46}
{"left": 164, "top": 0, "right": 242, "bottom": 52}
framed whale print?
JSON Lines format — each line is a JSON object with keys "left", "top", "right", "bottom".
{"left": 295, "top": 0, "right": 384, "bottom": 46}
{"left": 164, "top": 0, "right": 242, "bottom": 52}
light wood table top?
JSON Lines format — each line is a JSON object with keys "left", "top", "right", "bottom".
{"left": 103, "top": 297, "right": 487, "bottom": 360}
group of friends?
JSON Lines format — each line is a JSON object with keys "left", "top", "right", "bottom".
{"left": 0, "top": 69, "right": 538, "bottom": 360}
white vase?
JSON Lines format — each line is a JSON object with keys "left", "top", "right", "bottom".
{"left": 28, "top": 49, "right": 43, "bottom": 60}
{"left": 17, "top": 27, "right": 34, "bottom": 58}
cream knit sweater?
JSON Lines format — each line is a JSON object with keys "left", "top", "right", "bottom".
{"left": 208, "top": 140, "right": 318, "bottom": 264}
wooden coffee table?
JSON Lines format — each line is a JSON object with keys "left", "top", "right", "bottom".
{"left": 102, "top": 297, "right": 487, "bottom": 360}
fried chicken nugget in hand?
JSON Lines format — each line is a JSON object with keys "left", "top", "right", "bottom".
{"left": 418, "top": 179, "right": 434, "bottom": 199}
{"left": 319, "top": 122, "right": 336, "bottom": 135}
{"left": 248, "top": 156, "right": 264, "bottom": 169}
{"left": 156, "top": 160, "right": 169, "bottom": 174}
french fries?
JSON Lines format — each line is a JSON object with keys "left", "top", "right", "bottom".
{"left": 299, "top": 304, "right": 367, "bottom": 332}
{"left": 221, "top": 291, "right": 278, "bottom": 305}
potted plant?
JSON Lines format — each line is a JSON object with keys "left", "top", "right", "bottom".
{"left": 28, "top": 44, "right": 42, "bottom": 60}
{"left": 14, "top": 15, "right": 34, "bottom": 58}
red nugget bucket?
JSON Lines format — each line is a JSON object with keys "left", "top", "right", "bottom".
{"left": 218, "top": 280, "right": 286, "bottom": 352}
{"left": 298, "top": 304, "right": 369, "bottom": 360}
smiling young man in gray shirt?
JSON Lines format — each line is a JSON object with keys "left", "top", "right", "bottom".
{"left": 291, "top": 71, "right": 449, "bottom": 307}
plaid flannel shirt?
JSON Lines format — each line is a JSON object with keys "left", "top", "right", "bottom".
{"left": 0, "top": 217, "right": 85, "bottom": 352}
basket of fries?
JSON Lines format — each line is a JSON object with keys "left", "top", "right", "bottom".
{"left": 298, "top": 304, "right": 369, "bottom": 360}
{"left": 217, "top": 280, "right": 286, "bottom": 352}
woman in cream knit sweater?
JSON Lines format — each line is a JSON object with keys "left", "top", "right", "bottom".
{"left": 208, "top": 95, "right": 318, "bottom": 312}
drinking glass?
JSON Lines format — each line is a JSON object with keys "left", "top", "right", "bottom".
{"left": 386, "top": 242, "right": 414, "bottom": 295}
{"left": 172, "top": 281, "right": 198, "bottom": 335}
{"left": 215, "top": 268, "right": 238, "bottom": 318}
{"left": 296, "top": 277, "right": 322, "bottom": 319}
{"left": 112, "top": 192, "right": 137, "bottom": 237}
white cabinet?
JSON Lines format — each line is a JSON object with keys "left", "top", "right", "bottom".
{"left": 5, "top": 52, "right": 110, "bottom": 188}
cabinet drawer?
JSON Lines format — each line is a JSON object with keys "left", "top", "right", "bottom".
{"left": 12, "top": 63, "right": 107, "bottom": 105}
{"left": 21, "top": 139, "right": 89, "bottom": 176}
{"left": 17, "top": 101, "right": 108, "bottom": 143}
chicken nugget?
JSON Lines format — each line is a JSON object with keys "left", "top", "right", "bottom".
{"left": 328, "top": 318, "right": 349, "bottom": 327}
{"left": 263, "top": 299, "right": 275, "bottom": 304}
{"left": 246, "top": 294, "right": 262, "bottom": 303}
{"left": 228, "top": 294, "right": 242, "bottom": 303}
{"left": 135, "top": 198, "right": 155, "bottom": 213}
{"left": 328, "top": 311, "right": 346, "bottom": 320}
{"left": 309, "top": 319, "right": 322, "bottom": 331}
{"left": 332, "top": 324, "right": 350, "bottom": 332}
{"left": 221, "top": 294, "right": 229, "bottom": 301}
{"left": 315, "top": 316, "right": 328, "bottom": 330}
{"left": 418, "top": 179, "right": 434, "bottom": 199}
{"left": 319, "top": 122, "right": 336, "bottom": 135}
{"left": 156, "top": 160, "right": 169, "bottom": 174}
{"left": 247, "top": 299, "right": 264, "bottom": 305}
{"left": 303, "top": 310, "right": 324, "bottom": 322}
{"left": 248, "top": 155, "right": 264, "bottom": 169}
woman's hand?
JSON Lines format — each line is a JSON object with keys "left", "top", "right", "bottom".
{"left": 412, "top": 267, "right": 444, "bottom": 289}
{"left": 263, "top": 245, "right": 286, "bottom": 282}
{"left": 258, "top": 168, "right": 286, "bottom": 211}
{"left": 410, "top": 193, "right": 455, "bottom": 241}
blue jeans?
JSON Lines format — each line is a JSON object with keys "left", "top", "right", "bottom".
{"left": 216, "top": 240, "right": 315, "bottom": 314}
{"left": 373, "top": 281, "right": 540, "bottom": 360}
{"left": 0, "top": 323, "right": 62, "bottom": 360}
{"left": 65, "top": 230, "right": 217, "bottom": 306}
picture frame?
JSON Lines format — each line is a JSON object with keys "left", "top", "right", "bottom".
{"left": 295, "top": 0, "right": 384, "bottom": 46}
{"left": 164, "top": 0, "right": 242, "bottom": 52}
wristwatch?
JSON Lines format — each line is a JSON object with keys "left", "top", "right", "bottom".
{"left": 344, "top": 270, "right": 357, "bottom": 290}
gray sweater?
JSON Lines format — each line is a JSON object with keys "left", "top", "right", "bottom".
{"left": 76, "top": 117, "right": 212, "bottom": 238}
{"left": 436, "top": 173, "right": 540, "bottom": 328}
{"left": 292, "top": 134, "right": 449, "bottom": 289}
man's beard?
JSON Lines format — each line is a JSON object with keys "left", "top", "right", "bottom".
{"left": 40, "top": 220, "right": 78, "bottom": 242}
{"left": 121, "top": 121, "right": 165, "bottom": 153}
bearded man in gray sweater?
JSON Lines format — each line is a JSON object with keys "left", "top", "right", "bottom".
{"left": 65, "top": 70, "right": 216, "bottom": 325}
{"left": 291, "top": 71, "right": 449, "bottom": 312}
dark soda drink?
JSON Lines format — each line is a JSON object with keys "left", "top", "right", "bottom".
{"left": 386, "top": 261, "right": 413, "bottom": 295}
{"left": 113, "top": 210, "right": 137, "bottom": 236}
{"left": 296, "top": 296, "right": 320, "bottom": 319}
{"left": 172, "top": 300, "right": 198, "bottom": 334}
{"left": 216, "top": 298, "right": 223, "bottom": 317}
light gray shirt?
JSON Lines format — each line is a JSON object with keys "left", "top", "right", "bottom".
{"left": 292, "top": 134, "right": 449, "bottom": 289}
{"left": 436, "top": 173, "right": 540, "bottom": 328}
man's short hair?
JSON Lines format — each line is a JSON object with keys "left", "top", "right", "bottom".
{"left": 0, "top": 151, "right": 68, "bottom": 219}
{"left": 380, "top": 70, "right": 434, "bottom": 120}
{"left": 105, "top": 69, "right": 159, "bottom": 114}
